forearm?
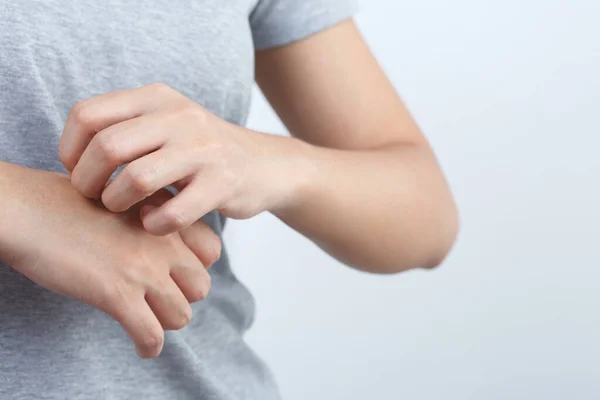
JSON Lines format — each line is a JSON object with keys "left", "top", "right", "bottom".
{"left": 0, "top": 161, "right": 29, "bottom": 265}
{"left": 0, "top": 161, "right": 22, "bottom": 234}
{"left": 273, "top": 139, "right": 459, "bottom": 274}
{"left": 0, "top": 161, "right": 62, "bottom": 267}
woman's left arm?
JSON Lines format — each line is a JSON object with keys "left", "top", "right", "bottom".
{"left": 59, "top": 20, "right": 457, "bottom": 275}
{"left": 255, "top": 20, "right": 459, "bottom": 273}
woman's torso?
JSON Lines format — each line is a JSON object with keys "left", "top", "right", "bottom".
{"left": 0, "top": 1, "right": 280, "bottom": 399}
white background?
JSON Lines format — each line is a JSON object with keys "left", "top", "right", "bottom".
{"left": 224, "top": 0, "right": 600, "bottom": 399}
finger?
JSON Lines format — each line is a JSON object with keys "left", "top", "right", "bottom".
{"left": 70, "top": 114, "right": 171, "bottom": 199}
{"left": 179, "top": 220, "right": 222, "bottom": 268}
{"left": 59, "top": 83, "right": 179, "bottom": 172}
{"left": 144, "top": 279, "right": 193, "bottom": 331}
{"left": 142, "top": 178, "right": 220, "bottom": 236}
{"left": 170, "top": 262, "right": 212, "bottom": 304}
{"left": 101, "top": 146, "right": 198, "bottom": 213}
{"left": 110, "top": 298, "right": 165, "bottom": 359}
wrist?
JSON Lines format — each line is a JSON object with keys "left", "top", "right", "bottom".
{"left": 266, "top": 134, "right": 322, "bottom": 218}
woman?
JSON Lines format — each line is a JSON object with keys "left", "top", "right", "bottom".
{"left": 0, "top": 0, "right": 458, "bottom": 398}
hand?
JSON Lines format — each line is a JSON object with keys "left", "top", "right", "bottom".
{"left": 59, "top": 83, "right": 309, "bottom": 235}
{"left": 0, "top": 165, "right": 220, "bottom": 358}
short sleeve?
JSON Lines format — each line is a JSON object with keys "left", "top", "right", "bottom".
{"left": 250, "top": 0, "right": 360, "bottom": 50}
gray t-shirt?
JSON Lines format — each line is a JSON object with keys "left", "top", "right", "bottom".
{"left": 0, "top": 1, "right": 357, "bottom": 399}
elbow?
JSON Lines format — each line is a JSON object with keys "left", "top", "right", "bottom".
{"left": 346, "top": 211, "right": 459, "bottom": 275}
{"left": 379, "top": 146, "right": 459, "bottom": 274}
{"left": 339, "top": 209, "right": 459, "bottom": 275}
{"left": 420, "top": 196, "right": 460, "bottom": 271}
{"left": 328, "top": 179, "right": 460, "bottom": 275}
{"left": 378, "top": 195, "right": 460, "bottom": 274}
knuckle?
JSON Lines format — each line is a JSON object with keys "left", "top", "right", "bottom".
{"left": 191, "top": 272, "right": 212, "bottom": 302}
{"left": 178, "top": 306, "right": 193, "bottom": 328}
{"left": 165, "top": 303, "right": 192, "bottom": 330}
{"left": 140, "top": 333, "right": 164, "bottom": 351}
{"left": 207, "top": 238, "right": 222, "bottom": 267}
{"left": 190, "top": 286, "right": 207, "bottom": 303}
{"left": 163, "top": 207, "right": 188, "bottom": 230}
{"left": 188, "top": 292, "right": 205, "bottom": 303}
{"left": 125, "top": 165, "right": 155, "bottom": 195}
{"left": 149, "top": 82, "right": 173, "bottom": 96}
{"left": 177, "top": 103, "right": 207, "bottom": 125}
{"left": 70, "top": 100, "right": 95, "bottom": 126}
{"left": 58, "top": 144, "right": 74, "bottom": 169}
{"left": 95, "top": 132, "right": 122, "bottom": 165}
{"left": 121, "top": 259, "right": 151, "bottom": 284}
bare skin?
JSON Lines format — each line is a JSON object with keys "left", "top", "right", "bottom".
{"left": 0, "top": 19, "right": 459, "bottom": 358}
{"left": 59, "top": 21, "right": 459, "bottom": 273}
{"left": 255, "top": 21, "right": 459, "bottom": 271}
{"left": 0, "top": 162, "right": 218, "bottom": 358}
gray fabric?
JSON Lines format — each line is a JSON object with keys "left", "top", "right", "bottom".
{"left": 0, "top": 1, "right": 357, "bottom": 399}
